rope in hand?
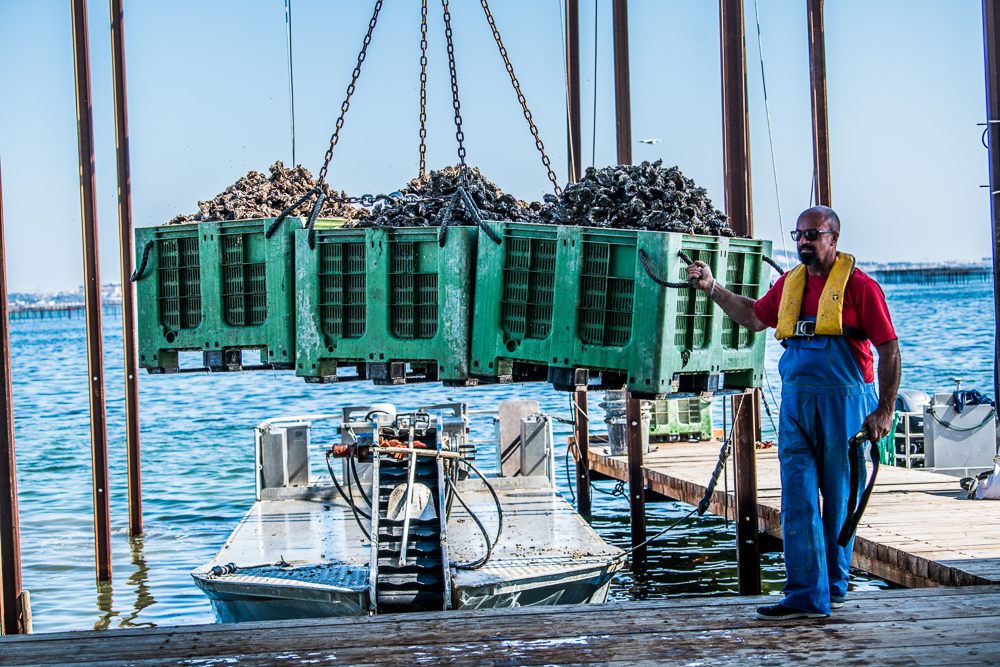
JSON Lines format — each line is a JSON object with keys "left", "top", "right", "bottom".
{"left": 130, "top": 241, "right": 155, "bottom": 282}
{"left": 638, "top": 249, "right": 699, "bottom": 289}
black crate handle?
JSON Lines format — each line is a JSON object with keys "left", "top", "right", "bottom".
{"left": 439, "top": 187, "right": 502, "bottom": 247}
{"left": 638, "top": 248, "right": 698, "bottom": 289}
{"left": 130, "top": 241, "right": 155, "bottom": 282}
{"left": 265, "top": 187, "right": 322, "bottom": 240}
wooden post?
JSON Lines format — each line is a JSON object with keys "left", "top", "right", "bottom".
{"left": 807, "top": 0, "right": 832, "bottom": 206}
{"left": 719, "top": 0, "right": 761, "bottom": 595}
{"left": 71, "top": 0, "right": 112, "bottom": 583}
{"left": 573, "top": 390, "right": 591, "bottom": 515}
{"left": 612, "top": 0, "right": 632, "bottom": 166}
{"left": 110, "top": 0, "right": 143, "bottom": 538}
{"left": 625, "top": 394, "right": 646, "bottom": 569}
{"left": 732, "top": 390, "right": 761, "bottom": 594}
{"left": 983, "top": 0, "right": 1000, "bottom": 441}
{"left": 566, "top": 0, "right": 582, "bottom": 183}
{"left": 0, "top": 158, "right": 26, "bottom": 635}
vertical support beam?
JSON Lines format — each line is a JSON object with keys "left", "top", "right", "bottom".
{"left": 611, "top": 0, "right": 632, "bottom": 166}
{"left": 625, "top": 394, "right": 646, "bottom": 569}
{"left": 719, "top": 0, "right": 760, "bottom": 595}
{"left": 566, "top": 0, "right": 582, "bottom": 183}
{"left": 71, "top": 0, "right": 112, "bottom": 582}
{"left": 984, "top": 0, "right": 1000, "bottom": 432}
{"left": 732, "top": 390, "right": 761, "bottom": 594}
{"left": 573, "top": 390, "right": 591, "bottom": 514}
{"left": 0, "top": 159, "right": 25, "bottom": 635}
{"left": 110, "top": 0, "right": 142, "bottom": 538}
{"left": 807, "top": 0, "right": 832, "bottom": 206}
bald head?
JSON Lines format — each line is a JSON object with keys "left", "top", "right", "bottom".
{"left": 798, "top": 206, "right": 840, "bottom": 233}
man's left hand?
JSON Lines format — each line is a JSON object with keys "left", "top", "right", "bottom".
{"left": 861, "top": 406, "right": 894, "bottom": 443}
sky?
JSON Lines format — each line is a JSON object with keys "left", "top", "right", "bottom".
{"left": 0, "top": 0, "right": 993, "bottom": 293}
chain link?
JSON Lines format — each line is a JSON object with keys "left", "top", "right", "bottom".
{"left": 441, "top": 0, "right": 469, "bottom": 190}
{"left": 317, "top": 0, "right": 383, "bottom": 186}
{"left": 419, "top": 0, "right": 429, "bottom": 176}
{"left": 479, "top": 0, "right": 562, "bottom": 195}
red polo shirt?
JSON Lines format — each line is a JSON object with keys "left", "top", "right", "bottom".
{"left": 752, "top": 268, "right": 897, "bottom": 383}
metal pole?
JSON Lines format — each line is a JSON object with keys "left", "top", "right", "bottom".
{"left": 285, "top": 0, "right": 296, "bottom": 166}
{"left": 72, "top": 0, "right": 112, "bottom": 583}
{"left": 566, "top": 0, "right": 582, "bottom": 183}
{"left": 0, "top": 158, "right": 25, "bottom": 635}
{"left": 110, "top": 0, "right": 142, "bottom": 538}
{"left": 625, "top": 394, "right": 646, "bottom": 569}
{"left": 807, "top": 0, "right": 832, "bottom": 206}
{"left": 573, "top": 390, "right": 591, "bottom": 514}
{"left": 719, "top": 0, "right": 760, "bottom": 595}
{"left": 611, "top": 0, "right": 632, "bottom": 166}
{"left": 984, "top": 0, "right": 1000, "bottom": 438}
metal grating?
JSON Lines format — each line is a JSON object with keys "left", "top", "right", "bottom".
{"left": 674, "top": 248, "right": 713, "bottom": 351}
{"left": 157, "top": 236, "right": 202, "bottom": 330}
{"left": 502, "top": 236, "right": 556, "bottom": 341}
{"left": 319, "top": 241, "right": 366, "bottom": 341}
{"left": 578, "top": 243, "right": 635, "bottom": 347}
{"left": 389, "top": 241, "right": 438, "bottom": 339}
{"left": 220, "top": 233, "right": 267, "bottom": 327}
{"left": 720, "top": 250, "right": 759, "bottom": 349}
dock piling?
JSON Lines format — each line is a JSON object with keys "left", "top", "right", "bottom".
{"left": 807, "top": 0, "right": 832, "bottom": 206}
{"left": 573, "top": 391, "right": 591, "bottom": 515}
{"left": 612, "top": 0, "right": 631, "bottom": 166}
{"left": 625, "top": 394, "right": 646, "bottom": 569}
{"left": 733, "top": 390, "right": 761, "bottom": 595}
{"left": 71, "top": 0, "right": 112, "bottom": 583}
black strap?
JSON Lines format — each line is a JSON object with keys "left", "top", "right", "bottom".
{"left": 837, "top": 438, "right": 880, "bottom": 547}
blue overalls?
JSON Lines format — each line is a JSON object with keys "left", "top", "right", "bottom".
{"left": 777, "top": 318, "right": 877, "bottom": 614}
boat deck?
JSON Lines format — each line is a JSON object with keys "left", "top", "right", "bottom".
{"left": 3, "top": 586, "right": 998, "bottom": 665}
{"left": 584, "top": 438, "right": 1000, "bottom": 587}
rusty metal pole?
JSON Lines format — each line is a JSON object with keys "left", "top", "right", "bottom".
{"left": 110, "top": 0, "right": 142, "bottom": 538}
{"left": 573, "top": 390, "right": 591, "bottom": 515}
{"left": 611, "top": 0, "right": 632, "bottom": 166}
{"left": 719, "top": 0, "right": 761, "bottom": 595}
{"left": 0, "top": 159, "right": 26, "bottom": 635}
{"left": 72, "top": 0, "right": 112, "bottom": 582}
{"left": 984, "top": 0, "right": 1000, "bottom": 433}
{"left": 807, "top": 0, "right": 832, "bottom": 206}
{"left": 625, "top": 394, "right": 646, "bottom": 569}
{"left": 566, "top": 0, "right": 582, "bottom": 183}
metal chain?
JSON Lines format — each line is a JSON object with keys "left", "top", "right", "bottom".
{"left": 441, "top": 0, "right": 469, "bottom": 190}
{"left": 419, "top": 0, "right": 429, "bottom": 176}
{"left": 317, "top": 0, "right": 383, "bottom": 186}
{"left": 479, "top": 0, "right": 562, "bottom": 195}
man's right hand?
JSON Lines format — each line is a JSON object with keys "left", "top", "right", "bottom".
{"left": 687, "top": 260, "right": 715, "bottom": 292}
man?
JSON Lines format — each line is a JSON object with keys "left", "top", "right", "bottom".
{"left": 687, "top": 206, "right": 900, "bottom": 619}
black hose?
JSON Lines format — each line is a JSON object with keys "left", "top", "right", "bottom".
{"left": 325, "top": 451, "right": 371, "bottom": 540}
{"left": 446, "top": 476, "right": 494, "bottom": 570}
{"left": 130, "top": 241, "right": 155, "bottom": 282}
{"left": 638, "top": 249, "right": 699, "bottom": 289}
{"left": 928, "top": 407, "right": 998, "bottom": 432}
{"left": 350, "top": 455, "right": 372, "bottom": 508}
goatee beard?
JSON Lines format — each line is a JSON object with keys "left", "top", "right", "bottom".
{"left": 798, "top": 248, "right": 819, "bottom": 266}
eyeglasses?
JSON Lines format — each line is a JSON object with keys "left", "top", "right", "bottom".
{"left": 790, "top": 229, "right": 836, "bottom": 242}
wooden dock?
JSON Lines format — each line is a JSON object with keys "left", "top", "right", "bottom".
{"left": 586, "top": 440, "right": 1000, "bottom": 588}
{"left": 1, "top": 586, "right": 997, "bottom": 665}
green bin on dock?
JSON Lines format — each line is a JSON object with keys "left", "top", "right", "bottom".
{"left": 649, "top": 397, "right": 714, "bottom": 441}
{"left": 134, "top": 217, "right": 301, "bottom": 372}
{"left": 469, "top": 221, "right": 771, "bottom": 398}
{"left": 295, "top": 225, "right": 478, "bottom": 385}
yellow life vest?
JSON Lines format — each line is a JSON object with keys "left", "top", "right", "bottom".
{"left": 775, "top": 252, "right": 856, "bottom": 340}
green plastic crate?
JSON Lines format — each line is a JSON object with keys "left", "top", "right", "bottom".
{"left": 649, "top": 397, "right": 713, "bottom": 441}
{"left": 135, "top": 217, "right": 301, "bottom": 372}
{"left": 470, "top": 221, "right": 771, "bottom": 398}
{"left": 295, "top": 225, "right": 478, "bottom": 385}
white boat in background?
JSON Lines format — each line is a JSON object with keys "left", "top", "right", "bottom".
{"left": 192, "top": 401, "right": 623, "bottom": 622}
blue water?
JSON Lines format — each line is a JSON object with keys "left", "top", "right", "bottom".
{"left": 8, "top": 280, "right": 995, "bottom": 633}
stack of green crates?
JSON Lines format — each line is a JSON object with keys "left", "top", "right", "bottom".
{"left": 469, "top": 221, "right": 771, "bottom": 398}
{"left": 294, "top": 225, "right": 478, "bottom": 385}
{"left": 135, "top": 217, "right": 301, "bottom": 373}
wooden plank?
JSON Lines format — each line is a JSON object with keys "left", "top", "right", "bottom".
{"left": 2, "top": 588, "right": 999, "bottom": 666}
